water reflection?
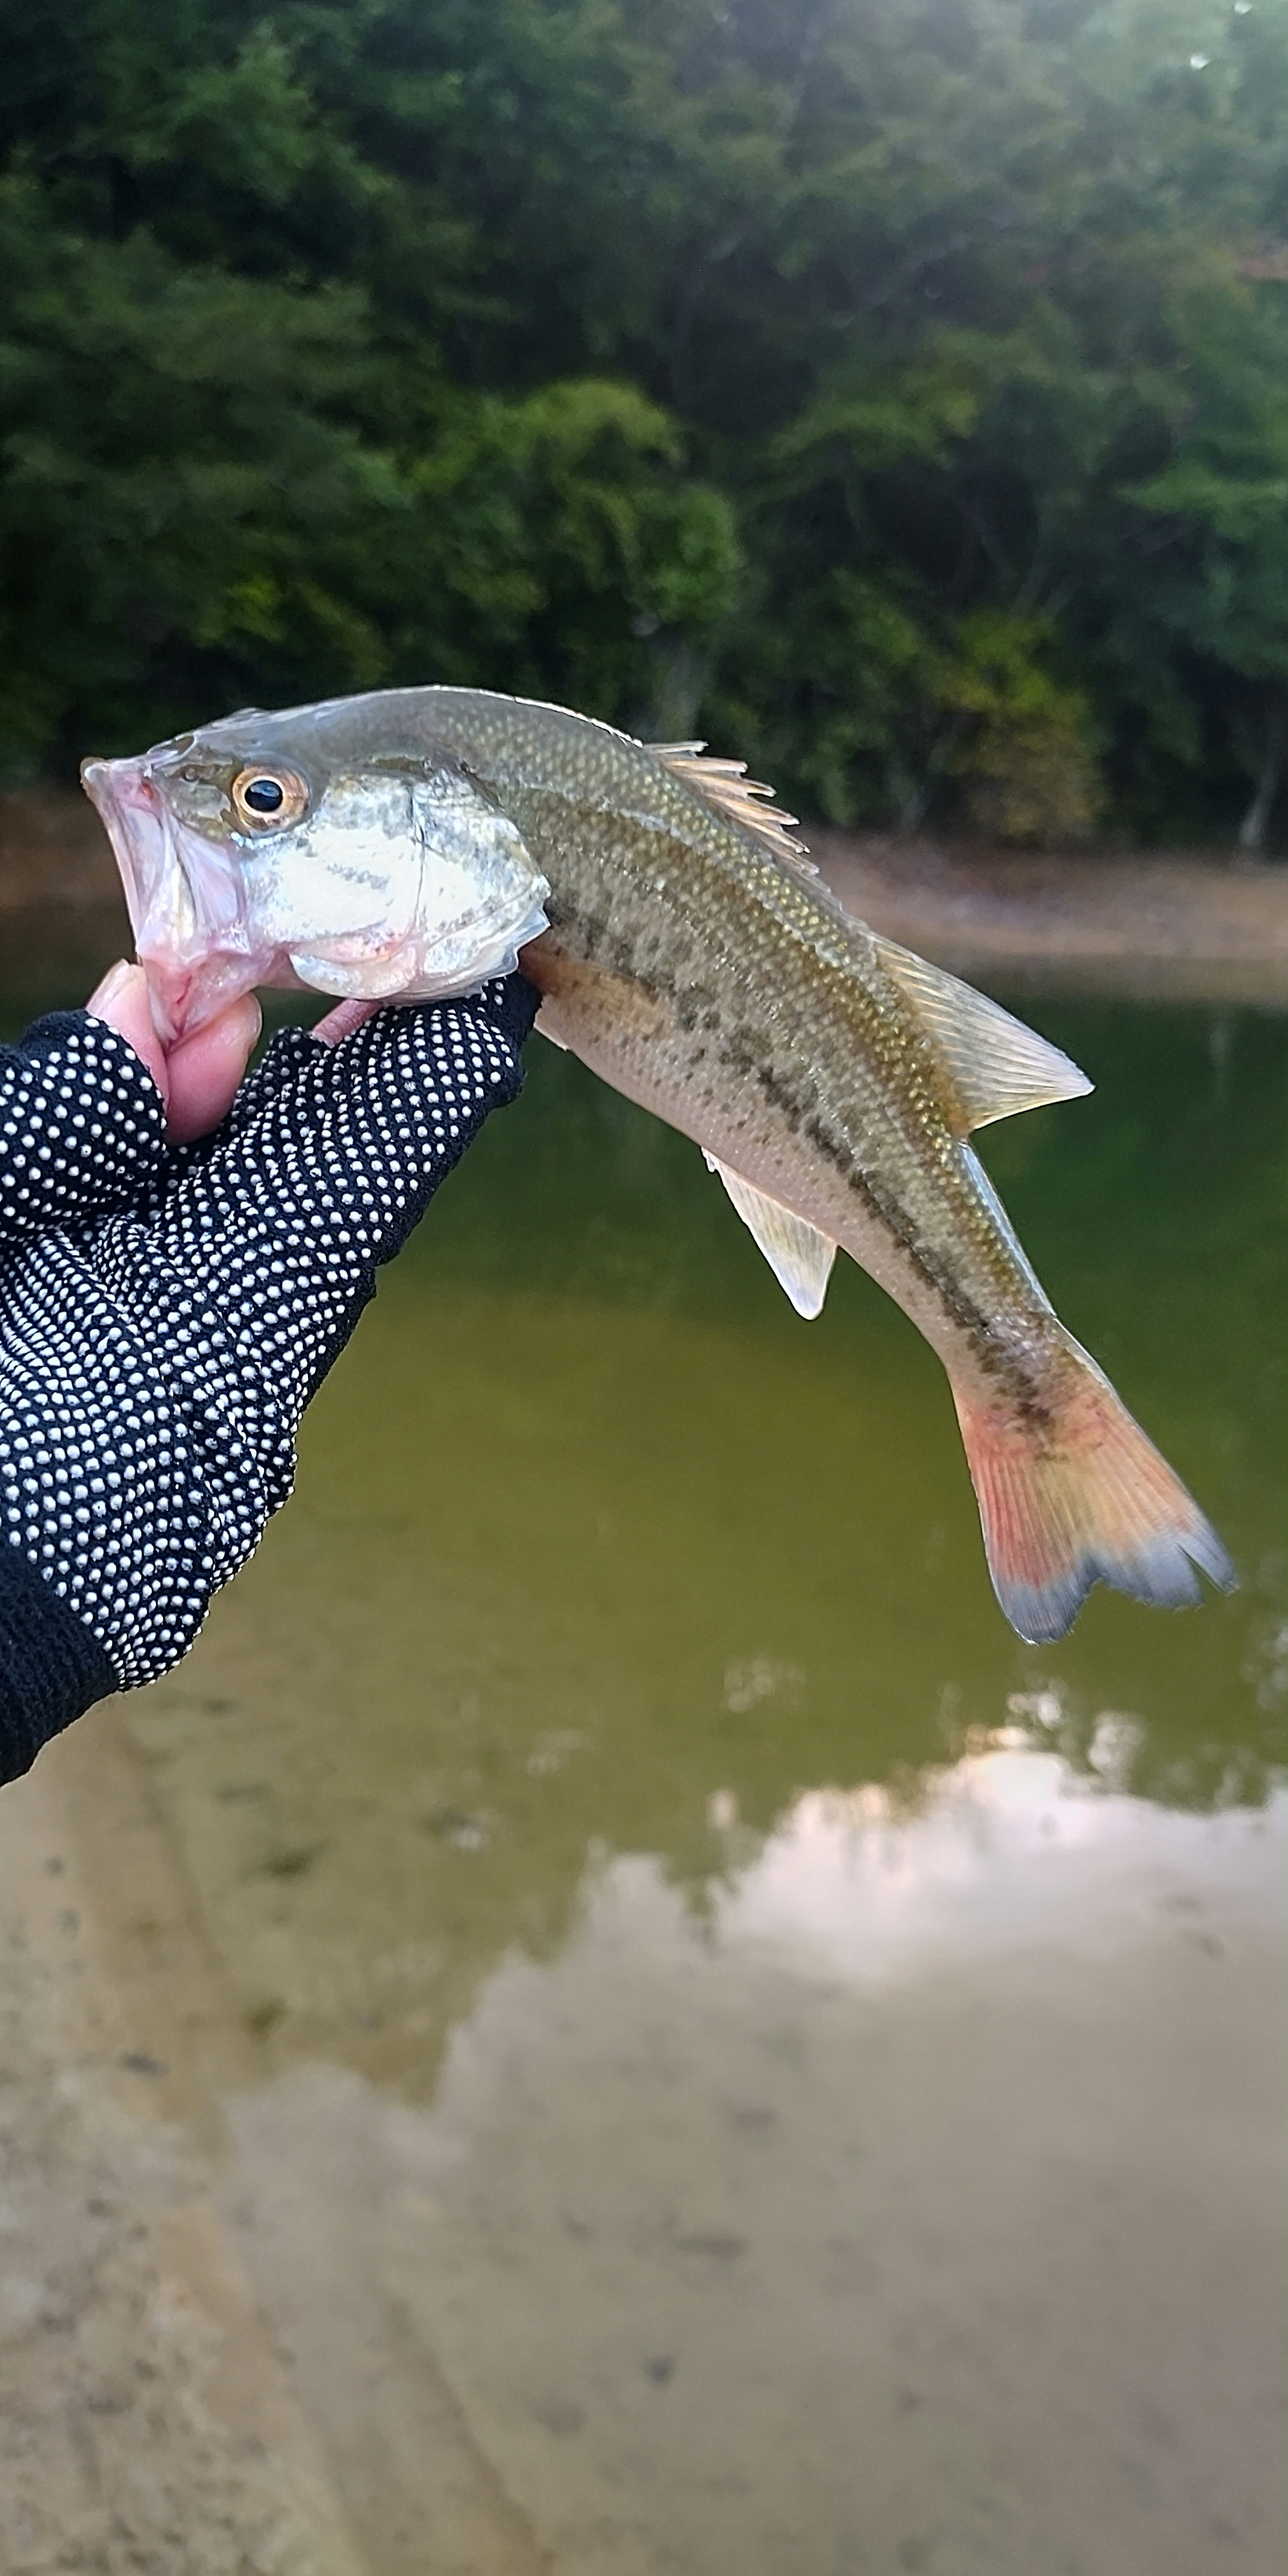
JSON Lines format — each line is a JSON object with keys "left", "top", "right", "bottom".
{"left": 712, "top": 1733, "right": 1284, "bottom": 1983}
{"left": 221, "top": 1743, "right": 1285, "bottom": 2576}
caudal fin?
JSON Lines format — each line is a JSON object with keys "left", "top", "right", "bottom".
{"left": 953, "top": 1341, "right": 1236, "bottom": 1645}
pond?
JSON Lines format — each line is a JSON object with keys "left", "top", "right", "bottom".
{"left": 6, "top": 941, "right": 1287, "bottom": 2573}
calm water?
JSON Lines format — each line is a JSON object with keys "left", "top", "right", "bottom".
{"left": 6, "top": 942, "right": 1287, "bottom": 2571}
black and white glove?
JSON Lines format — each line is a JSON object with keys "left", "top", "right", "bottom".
{"left": 0, "top": 977, "right": 538, "bottom": 1782}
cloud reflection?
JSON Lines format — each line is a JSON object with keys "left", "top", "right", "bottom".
{"left": 704, "top": 1730, "right": 1286, "bottom": 1986}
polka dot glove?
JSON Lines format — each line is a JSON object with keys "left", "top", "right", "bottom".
{"left": 0, "top": 977, "right": 538, "bottom": 1779}
{"left": 0, "top": 1009, "right": 171, "bottom": 1232}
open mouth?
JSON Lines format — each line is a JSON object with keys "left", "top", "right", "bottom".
{"left": 81, "top": 748, "right": 554, "bottom": 1033}
{"left": 81, "top": 755, "right": 259, "bottom": 1040}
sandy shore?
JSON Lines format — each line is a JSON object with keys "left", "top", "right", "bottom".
{"left": 0, "top": 1713, "right": 374, "bottom": 2572}
{"left": 811, "top": 829, "right": 1288, "bottom": 1005}
{"left": 3, "top": 788, "right": 1287, "bottom": 1007}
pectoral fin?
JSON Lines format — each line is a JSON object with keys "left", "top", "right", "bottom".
{"left": 705, "top": 1155, "right": 837, "bottom": 1318}
{"left": 872, "top": 934, "right": 1092, "bottom": 1134}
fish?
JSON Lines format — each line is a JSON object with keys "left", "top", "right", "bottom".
{"left": 82, "top": 686, "right": 1236, "bottom": 1645}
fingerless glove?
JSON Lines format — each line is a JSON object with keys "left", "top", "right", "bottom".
{"left": 0, "top": 977, "right": 538, "bottom": 1781}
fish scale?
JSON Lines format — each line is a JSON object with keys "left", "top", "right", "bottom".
{"left": 83, "top": 684, "right": 1235, "bottom": 1643}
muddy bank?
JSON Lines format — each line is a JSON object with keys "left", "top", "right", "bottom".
{"left": 812, "top": 829, "right": 1288, "bottom": 1006}
{"left": 0, "top": 1708, "right": 546, "bottom": 2574}
{"left": 3, "top": 788, "right": 1287, "bottom": 1009}
{"left": 0, "top": 1714, "right": 372, "bottom": 2573}
{"left": 0, "top": 791, "right": 124, "bottom": 913}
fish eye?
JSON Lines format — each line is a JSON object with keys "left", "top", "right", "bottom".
{"left": 230, "top": 766, "right": 308, "bottom": 830}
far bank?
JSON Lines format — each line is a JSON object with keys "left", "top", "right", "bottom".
{"left": 2, "top": 790, "right": 1286, "bottom": 1011}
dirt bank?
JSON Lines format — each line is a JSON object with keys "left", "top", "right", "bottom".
{"left": 3, "top": 789, "right": 1287, "bottom": 1007}
{"left": 0, "top": 1707, "right": 549, "bottom": 2573}
{"left": 811, "top": 828, "right": 1288, "bottom": 1005}
{"left": 0, "top": 1714, "right": 373, "bottom": 2573}
{"left": 0, "top": 791, "right": 126, "bottom": 912}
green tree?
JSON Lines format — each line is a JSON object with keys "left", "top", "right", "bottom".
{"left": 2, "top": 0, "right": 1287, "bottom": 846}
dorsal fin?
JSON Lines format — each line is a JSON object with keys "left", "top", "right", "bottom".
{"left": 704, "top": 1153, "right": 837, "bottom": 1318}
{"left": 872, "top": 934, "right": 1092, "bottom": 1134}
{"left": 649, "top": 743, "right": 818, "bottom": 881}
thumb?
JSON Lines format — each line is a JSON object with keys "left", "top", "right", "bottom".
{"left": 87, "top": 961, "right": 263, "bottom": 1140}
{"left": 164, "top": 995, "right": 263, "bottom": 1141}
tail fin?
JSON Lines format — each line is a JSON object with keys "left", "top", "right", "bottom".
{"left": 953, "top": 1340, "right": 1236, "bottom": 1645}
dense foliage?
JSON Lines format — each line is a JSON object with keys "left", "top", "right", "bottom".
{"left": 3, "top": 0, "right": 1288, "bottom": 844}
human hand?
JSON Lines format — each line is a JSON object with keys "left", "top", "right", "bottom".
{"left": 0, "top": 975, "right": 539, "bottom": 1779}
{"left": 87, "top": 959, "right": 262, "bottom": 1141}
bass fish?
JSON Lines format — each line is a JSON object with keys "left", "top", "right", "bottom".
{"left": 83, "top": 687, "right": 1234, "bottom": 1645}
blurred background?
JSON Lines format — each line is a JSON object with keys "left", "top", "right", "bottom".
{"left": 0, "top": 3, "right": 1284, "bottom": 2571}
{"left": 4, "top": 0, "right": 1288, "bottom": 849}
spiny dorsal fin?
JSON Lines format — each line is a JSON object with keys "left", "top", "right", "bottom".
{"left": 704, "top": 1153, "right": 837, "bottom": 1318}
{"left": 872, "top": 934, "right": 1092, "bottom": 1135}
{"left": 649, "top": 743, "right": 818, "bottom": 881}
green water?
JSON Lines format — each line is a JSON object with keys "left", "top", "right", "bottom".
{"left": 6, "top": 969, "right": 1285, "bottom": 2061}
{"left": 6, "top": 942, "right": 1286, "bottom": 2570}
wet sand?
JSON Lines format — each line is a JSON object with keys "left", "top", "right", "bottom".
{"left": 0, "top": 1711, "right": 369, "bottom": 2572}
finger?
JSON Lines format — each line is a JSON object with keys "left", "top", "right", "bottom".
{"left": 311, "top": 996, "right": 380, "bottom": 1047}
{"left": 164, "top": 995, "right": 264, "bottom": 1142}
{"left": 87, "top": 961, "right": 170, "bottom": 1105}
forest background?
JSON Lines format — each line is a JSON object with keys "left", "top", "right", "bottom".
{"left": 3, "top": 0, "right": 1288, "bottom": 852}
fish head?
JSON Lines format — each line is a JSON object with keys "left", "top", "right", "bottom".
{"left": 82, "top": 699, "right": 550, "bottom": 1039}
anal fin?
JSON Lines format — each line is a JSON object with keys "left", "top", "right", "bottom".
{"left": 705, "top": 1155, "right": 837, "bottom": 1318}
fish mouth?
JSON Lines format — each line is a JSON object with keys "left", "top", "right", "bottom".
{"left": 81, "top": 754, "right": 265, "bottom": 1040}
{"left": 82, "top": 745, "right": 554, "bottom": 1037}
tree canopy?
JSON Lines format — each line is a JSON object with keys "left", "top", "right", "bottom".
{"left": 3, "top": 0, "right": 1287, "bottom": 844}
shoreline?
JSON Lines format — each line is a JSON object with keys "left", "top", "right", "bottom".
{"left": 3, "top": 789, "right": 1287, "bottom": 1009}
{"left": 811, "top": 829, "right": 1288, "bottom": 1007}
